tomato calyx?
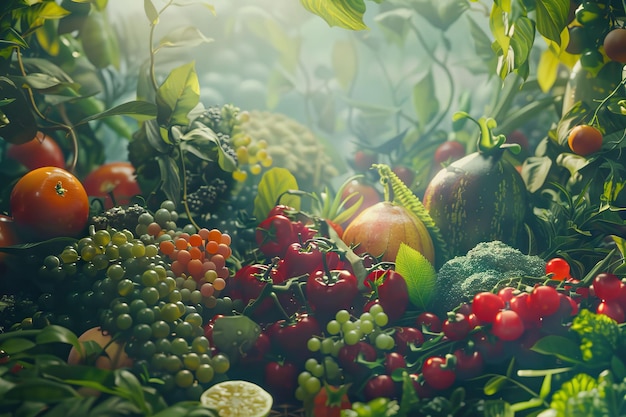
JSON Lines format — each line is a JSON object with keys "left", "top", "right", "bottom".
{"left": 315, "top": 382, "right": 352, "bottom": 409}
{"left": 55, "top": 181, "right": 67, "bottom": 196}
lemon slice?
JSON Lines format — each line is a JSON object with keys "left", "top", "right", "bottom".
{"left": 200, "top": 380, "right": 273, "bottom": 417}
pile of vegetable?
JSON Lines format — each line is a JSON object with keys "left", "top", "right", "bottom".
{"left": 2, "top": 1, "right": 626, "bottom": 417}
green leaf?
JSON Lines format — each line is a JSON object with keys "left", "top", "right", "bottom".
{"left": 395, "top": 243, "right": 436, "bottom": 310}
{"left": 155, "top": 26, "right": 213, "bottom": 51}
{"left": 530, "top": 334, "right": 583, "bottom": 363}
{"left": 332, "top": 39, "right": 358, "bottom": 91}
{"left": 412, "top": 70, "right": 439, "bottom": 131}
{"left": 520, "top": 155, "right": 552, "bottom": 193}
{"left": 299, "top": 0, "right": 368, "bottom": 31}
{"left": 510, "top": 16, "right": 535, "bottom": 69}
{"left": 407, "top": 0, "right": 470, "bottom": 31}
{"left": 36, "top": 325, "right": 80, "bottom": 349}
{"left": 253, "top": 168, "right": 300, "bottom": 221}
{"left": 157, "top": 155, "right": 181, "bottom": 204}
{"left": 4, "top": 379, "right": 79, "bottom": 402}
{"left": 484, "top": 375, "right": 508, "bottom": 396}
{"left": 0, "top": 337, "right": 37, "bottom": 354}
{"left": 535, "top": 0, "right": 569, "bottom": 45}
{"left": 156, "top": 61, "right": 200, "bottom": 127}
{"left": 467, "top": 16, "right": 497, "bottom": 74}
{"left": 12, "top": 73, "right": 80, "bottom": 96}
{"left": 77, "top": 100, "right": 157, "bottom": 125}
{"left": 144, "top": 0, "right": 159, "bottom": 25}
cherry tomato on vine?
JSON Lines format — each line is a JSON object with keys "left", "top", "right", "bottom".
{"left": 10, "top": 166, "right": 90, "bottom": 240}
{"left": 471, "top": 292, "right": 505, "bottom": 323}
{"left": 337, "top": 341, "right": 377, "bottom": 376}
{"left": 597, "top": 300, "right": 625, "bottom": 323}
{"left": 82, "top": 162, "right": 141, "bottom": 209}
{"left": 6, "top": 132, "right": 65, "bottom": 170}
{"left": 604, "top": 28, "right": 626, "bottom": 63}
{"left": 364, "top": 269, "right": 409, "bottom": 322}
{"left": 567, "top": 124, "right": 603, "bottom": 156}
{"left": 421, "top": 355, "right": 456, "bottom": 391}
{"left": 491, "top": 310, "right": 525, "bottom": 341}
{"left": 453, "top": 348, "right": 484, "bottom": 381}
{"left": 264, "top": 360, "right": 298, "bottom": 403}
{"left": 442, "top": 313, "right": 471, "bottom": 341}
{"left": 363, "top": 375, "right": 398, "bottom": 401}
{"left": 528, "top": 285, "right": 561, "bottom": 317}
{"left": 352, "top": 150, "right": 377, "bottom": 171}
{"left": 545, "top": 257, "right": 571, "bottom": 281}
{"left": 383, "top": 352, "right": 407, "bottom": 374}
{"left": 416, "top": 312, "right": 442, "bottom": 333}
{"left": 592, "top": 272, "right": 622, "bottom": 301}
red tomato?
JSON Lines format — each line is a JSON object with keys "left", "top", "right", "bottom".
{"left": 363, "top": 374, "right": 398, "bottom": 401}
{"left": 434, "top": 141, "right": 465, "bottom": 164}
{"left": 82, "top": 162, "right": 141, "bottom": 209}
{"left": 422, "top": 356, "right": 456, "bottom": 390}
{"left": 10, "top": 167, "right": 89, "bottom": 240}
{"left": 6, "top": 132, "right": 65, "bottom": 170}
{"left": 491, "top": 310, "right": 525, "bottom": 341}
{"left": 453, "top": 348, "right": 485, "bottom": 381}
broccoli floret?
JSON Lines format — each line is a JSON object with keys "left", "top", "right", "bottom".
{"left": 432, "top": 240, "right": 546, "bottom": 315}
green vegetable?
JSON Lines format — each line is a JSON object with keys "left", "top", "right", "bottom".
{"left": 570, "top": 309, "right": 621, "bottom": 363}
{"left": 431, "top": 240, "right": 546, "bottom": 315}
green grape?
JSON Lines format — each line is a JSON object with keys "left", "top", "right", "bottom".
{"left": 131, "top": 242, "right": 146, "bottom": 258}
{"left": 369, "top": 304, "right": 384, "bottom": 316}
{"left": 154, "top": 208, "right": 172, "bottom": 226}
{"left": 154, "top": 264, "right": 167, "bottom": 279}
{"left": 184, "top": 312, "right": 203, "bottom": 328}
{"left": 302, "top": 375, "right": 321, "bottom": 395}
{"left": 332, "top": 340, "right": 344, "bottom": 357}
{"left": 183, "top": 352, "right": 201, "bottom": 370}
{"left": 62, "top": 262, "right": 78, "bottom": 275}
{"left": 77, "top": 237, "right": 95, "bottom": 252}
{"left": 335, "top": 309, "right": 351, "bottom": 324}
{"left": 133, "top": 323, "right": 152, "bottom": 342}
{"left": 343, "top": 330, "right": 361, "bottom": 346}
{"left": 306, "top": 359, "right": 324, "bottom": 378}
{"left": 111, "top": 231, "right": 128, "bottom": 245}
{"left": 139, "top": 340, "right": 157, "bottom": 359}
{"left": 341, "top": 321, "right": 357, "bottom": 333}
{"left": 171, "top": 338, "right": 190, "bottom": 356}
{"left": 119, "top": 243, "right": 134, "bottom": 259}
{"left": 326, "top": 320, "right": 341, "bottom": 335}
{"left": 163, "top": 355, "right": 183, "bottom": 373}
{"left": 105, "top": 244, "right": 120, "bottom": 260}
{"left": 359, "top": 320, "right": 375, "bottom": 334}
{"left": 117, "top": 279, "right": 135, "bottom": 297}
{"left": 141, "top": 270, "right": 159, "bottom": 287}
{"left": 374, "top": 312, "right": 389, "bottom": 327}
{"left": 130, "top": 299, "right": 148, "bottom": 315}
{"left": 307, "top": 337, "right": 321, "bottom": 352}
{"left": 115, "top": 313, "right": 133, "bottom": 330}
{"left": 93, "top": 229, "right": 111, "bottom": 246}
{"left": 191, "top": 336, "right": 210, "bottom": 354}
{"left": 161, "top": 200, "right": 176, "bottom": 212}
{"left": 145, "top": 244, "right": 158, "bottom": 258}
{"left": 374, "top": 333, "right": 395, "bottom": 351}
{"left": 168, "top": 290, "right": 183, "bottom": 303}
{"left": 80, "top": 245, "right": 98, "bottom": 262}
{"left": 181, "top": 224, "right": 195, "bottom": 235}
{"left": 60, "top": 247, "right": 79, "bottom": 263}
{"left": 320, "top": 338, "right": 334, "bottom": 355}
{"left": 151, "top": 352, "right": 168, "bottom": 370}
{"left": 138, "top": 212, "right": 154, "bottom": 225}
{"left": 211, "top": 353, "right": 230, "bottom": 374}
{"left": 107, "top": 264, "right": 125, "bottom": 281}
{"left": 112, "top": 301, "right": 130, "bottom": 316}
{"left": 151, "top": 320, "right": 171, "bottom": 339}
{"left": 294, "top": 386, "right": 307, "bottom": 401}
{"left": 297, "top": 371, "right": 313, "bottom": 387}
{"left": 135, "top": 308, "right": 155, "bottom": 324}
{"left": 155, "top": 338, "right": 172, "bottom": 354}
{"left": 141, "top": 287, "right": 160, "bottom": 305}
{"left": 175, "top": 369, "right": 194, "bottom": 388}
{"left": 360, "top": 312, "right": 373, "bottom": 322}
{"left": 195, "top": 363, "right": 214, "bottom": 383}
{"left": 175, "top": 321, "right": 194, "bottom": 339}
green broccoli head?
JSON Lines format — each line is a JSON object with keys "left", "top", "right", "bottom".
{"left": 432, "top": 240, "right": 546, "bottom": 315}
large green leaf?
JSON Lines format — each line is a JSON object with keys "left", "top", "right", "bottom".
{"left": 535, "top": 0, "right": 569, "bottom": 45}
{"left": 4, "top": 379, "right": 79, "bottom": 402}
{"left": 300, "top": 0, "right": 368, "bottom": 31}
{"left": 510, "top": 16, "right": 535, "bottom": 71}
{"left": 531, "top": 334, "right": 584, "bottom": 364}
{"left": 154, "top": 26, "right": 213, "bottom": 52}
{"left": 156, "top": 61, "right": 200, "bottom": 128}
{"left": 77, "top": 100, "right": 157, "bottom": 125}
{"left": 395, "top": 243, "right": 436, "bottom": 310}
{"left": 253, "top": 168, "right": 300, "bottom": 221}
{"left": 374, "top": 8, "right": 413, "bottom": 47}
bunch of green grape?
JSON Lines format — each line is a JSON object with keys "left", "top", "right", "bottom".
{"left": 27, "top": 200, "right": 236, "bottom": 401}
{"left": 295, "top": 305, "right": 395, "bottom": 402}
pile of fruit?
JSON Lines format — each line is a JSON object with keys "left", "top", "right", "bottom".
{"left": 2, "top": 1, "right": 626, "bottom": 417}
